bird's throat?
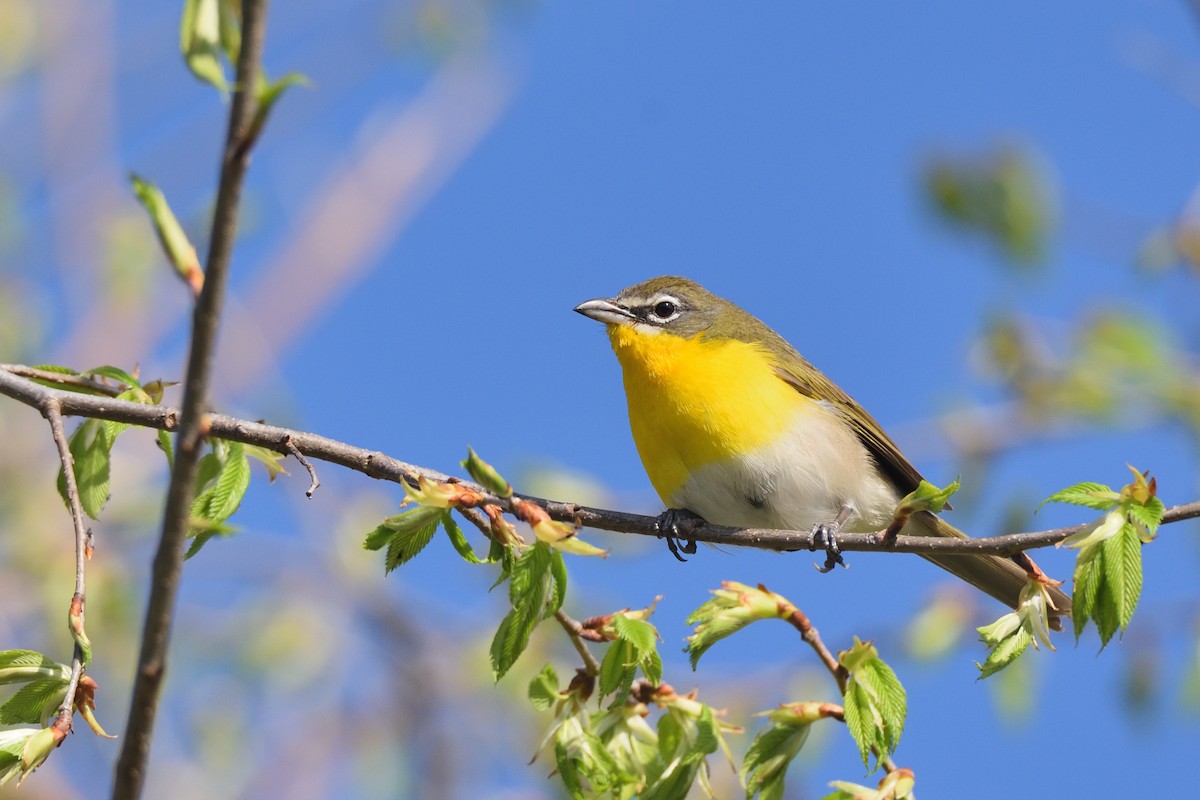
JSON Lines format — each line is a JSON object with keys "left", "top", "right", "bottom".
{"left": 607, "top": 324, "right": 811, "bottom": 502}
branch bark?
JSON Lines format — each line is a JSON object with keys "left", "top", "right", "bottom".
{"left": 3, "top": 365, "right": 1196, "bottom": 563}
{"left": 39, "top": 398, "right": 89, "bottom": 733}
{"left": 111, "top": 2, "right": 270, "bottom": 796}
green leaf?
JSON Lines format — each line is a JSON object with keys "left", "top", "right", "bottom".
{"left": 490, "top": 543, "right": 557, "bottom": 680}
{"left": 839, "top": 640, "right": 906, "bottom": 771}
{"left": 385, "top": 519, "right": 439, "bottom": 574}
{"left": 685, "top": 582, "right": 782, "bottom": 669}
{"left": 490, "top": 607, "right": 535, "bottom": 682}
{"left": 612, "top": 615, "right": 657, "bottom": 655}
{"left": 251, "top": 72, "right": 309, "bottom": 140}
{"left": 599, "top": 639, "right": 636, "bottom": 700}
{"left": 1038, "top": 482, "right": 1120, "bottom": 512}
{"left": 185, "top": 519, "right": 238, "bottom": 559}
{"left": 442, "top": 511, "right": 492, "bottom": 565}
{"left": 362, "top": 505, "right": 446, "bottom": 571}
{"left": 157, "top": 429, "right": 175, "bottom": 468}
{"left": 528, "top": 664, "right": 560, "bottom": 711}
{"left": 1072, "top": 522, "right": 1144, "bottom": 647}
{"left": 742, "top": 721, "right": 811, "bottom": 800}
{"left": 896, "top": 478, "right": 959, "bottom": 515}
{"left": 217, "top": 0, "right": 240, "bottom": 61}
{"left": 191, "top": 441, "right": 251, "bottom": 525}
{"left": 976, "top": 626, "right": 1031, "bottom": 679}
{"left": 0, "top": 651, "right": 69, "bottom": 686}
{"left": 0, "top": 679, "right": 67, "bottom": 726}
{"left": 548, "top": 550, "right": 568, "bottom": 615}
{"left": 1126, "top": 497, "right": 1164, "bottom": 539}
{"left": 243, "top": 444, "right": 288, "bottom": 482}
{"left": 56, "top": 419, "right": 111, "bottom": 520}
{"left": 180, "top": 0, "right": 228, "bottom": 92}
{"left": 83, "top": 365, "right": 139, "bottom": 387}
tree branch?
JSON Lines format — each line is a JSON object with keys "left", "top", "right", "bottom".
{"left": 3, "top": 366, "right": 1196, "bottom": 564}
{"left": 111, "top": 2, "right": 270, "bottom": 796}
{"left": 553, "top": 610, "right": 602, "bottom": 677}
{"left": 39, "top": 397, "right": 89, "bottom": 735}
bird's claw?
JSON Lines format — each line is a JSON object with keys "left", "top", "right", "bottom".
{"left": 655, "top": 508, "right": 703, "bottom": 562}
{"left": 810, "top": 521, "right": 846, "bottom": 573}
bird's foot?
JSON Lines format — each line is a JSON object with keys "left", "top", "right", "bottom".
{"left": 655, "top": 508, "right": 703, "bottom": 562}
{"left": 810, "top": 520, "right": 847, "bottom": 573}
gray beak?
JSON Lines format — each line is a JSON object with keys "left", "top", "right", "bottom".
{"left": 573, "top": 298, "right": 634, "bottom": 325}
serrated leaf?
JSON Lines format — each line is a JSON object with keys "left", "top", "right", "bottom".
{"left": 180, "top": 0, "right": 228, "bottom": 92}
{"left": 528, "top": 664, "right": 560, "bottom": 711}
{"left": 841, "top": 682, "right": 874, "bottom": 770}
{"left": 856, "top": 660, "right": 906, "bottom": 751}
{"left": 0, "top": 651, "right": 69, "bottom": 686}
{"left": 29, "top": 364, "right": 77, "bottom": 375}
{"left": 490, "top": 607, "right": 535, "bottom": 681}
{"left": 191, "top": 441, "right": 250, "bottom": 524}
{"left": 1109, "top": 524, "right": 1143, "bottom": 635}
{"left": 384, "top": 521, "right": 439, "bottom": 573}
{"left": 1038, "top": 482, "right": 1120, "bottom": 512}
{"left": 56, "top": 419, "right": 111, "bottom": 520}
{"left": 491, "top": 543, "right": 557, "bottom": 679}
{"left": 742, "top": 721, "right": 811, "bottom": 800}
{"left": 976, "top": 627, "right": 1032, "bottom": 678}
{"left": 599, "top": 639, "right": 636, "bottom": 700}
{"left": 0, "top": 679, "right": 67, "bottom": 726}
{"left": 1071, "top": 520, "right": 1144, "bottom": 648}
{"left": 612, "top": 615, "right": 657, "bottom": 654}
{"left": 441, "top": 511, "right": 491, "bottom": 564}
{"left": 841, "top": 644, "right": 906, "bottom": 771}
{"left": 1126, "top": 497, "right": 1164, "bottom": 539}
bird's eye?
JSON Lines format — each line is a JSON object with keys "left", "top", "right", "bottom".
{"left": 652, "top": 300, "right": 677, "bottom": 319}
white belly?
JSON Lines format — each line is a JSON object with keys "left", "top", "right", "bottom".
{"left": 669, "top": 403, "right": 899, "bottom": 532}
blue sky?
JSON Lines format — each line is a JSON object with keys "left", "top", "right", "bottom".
{"left": 5, "top": 1, "right": 1200, "bottom": 797}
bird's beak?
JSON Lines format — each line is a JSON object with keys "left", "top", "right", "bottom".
{"left": 573, "top": 298, "right": 634, "bottom": 326}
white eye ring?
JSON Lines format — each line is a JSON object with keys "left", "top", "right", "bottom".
{"left": 648, "top": 295, "right": 680, "bottom": 322}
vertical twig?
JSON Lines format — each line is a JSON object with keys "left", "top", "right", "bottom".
{"left": 40, "top": 398, "right": 89, "bottom": 732}
{"left": 111, "top": 2, "right": 271, "bottom": 797}
{"left": 554, "top": 609, "right": 603, "bottom": 677}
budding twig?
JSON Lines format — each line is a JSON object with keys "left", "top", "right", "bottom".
{"left": 38, "top": 397, "right": 89, "bottom": 733}
{"left": 3, "top": 365, "right": 1200, "bottom": 561}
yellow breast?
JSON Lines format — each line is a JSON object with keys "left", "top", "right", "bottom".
{"left": 608, "top": 324, "right": 811, "bottom": 502}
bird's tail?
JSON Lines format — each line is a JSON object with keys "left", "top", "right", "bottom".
{"left": 905, "top": 511, "right": 1072, "bottom": 630}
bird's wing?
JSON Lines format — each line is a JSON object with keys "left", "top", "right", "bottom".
{"left": 772, "top": 362, "right": 926, "bottom": 495}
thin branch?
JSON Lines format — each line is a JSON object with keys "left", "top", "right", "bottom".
{"left": 554, "top": 610, "right": 602, "bottom": 677}
{"left": 782, "top": 603, "right": 898, "bottom": 773}
{"left": 781, "top": 606, "right": 846, "bottom": 693}
{"left": 39, "top": 397, "right": 89, "bottom": 732}
{"left": 3, "top": 364, "right": 126, "bottom": 397}
{"left": 282, "top": 434, "right": 320, "bottom": 497}
{"left": 111, "top": 2, "right": 270, "bottom": 797}
{"left": 3, "top": 367, "right": 1197, "bottom": 562}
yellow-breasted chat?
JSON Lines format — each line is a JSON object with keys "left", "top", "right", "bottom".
{"left": 574, "top": 275, "right": 1070, "bottom": 622}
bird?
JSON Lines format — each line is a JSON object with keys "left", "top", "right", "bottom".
{"left": 574, "top": 275, "right": 1070, "bottom": 622}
